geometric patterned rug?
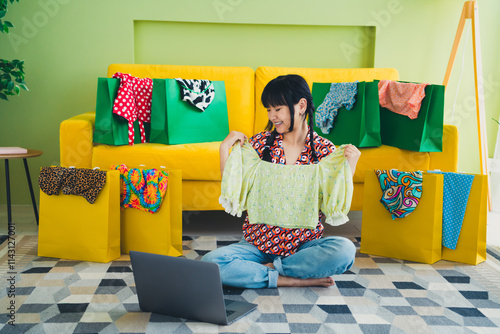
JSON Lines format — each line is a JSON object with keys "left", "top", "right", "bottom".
{"left": 1, "top": 235, "right": 500, "bottom": 334}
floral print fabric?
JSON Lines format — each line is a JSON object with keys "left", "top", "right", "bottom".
{"left": 315, "top": 81, "right": 358, "bottom": 134}
{"left": 112, "top": 164, "right": 168, "bottom": 214}
{"left": 378, "top": 80, "right": 428, "bottom": 120}
{"left": 374, "top": 169, "right": 423, "bottom": 220}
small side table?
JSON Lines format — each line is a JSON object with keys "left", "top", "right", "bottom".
{"left": 0, "top": 149, "right": 43, "bottom": 228}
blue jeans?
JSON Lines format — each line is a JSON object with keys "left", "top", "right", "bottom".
{"left": 201, "top": 236, "right": 356, "bottom": 289}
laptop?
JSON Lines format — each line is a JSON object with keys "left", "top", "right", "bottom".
{"left": 129, "top": 250, "right": 257, "bottom": 325}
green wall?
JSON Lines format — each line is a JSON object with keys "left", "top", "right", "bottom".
{"left": 1, "top": 0, "right": 499, "bottom": 206}
{"left": 134, "top": 21, "right": 375, "bottom": 68}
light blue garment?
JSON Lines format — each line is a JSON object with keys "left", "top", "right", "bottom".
{"left": 428, "top": 171, "right": 474, "bottom": 250}
{"left": 315, "top": 81, "right": 358, "bottom": 134}
{"left": 201, "top": 237, "right": 355, "bottom": 288}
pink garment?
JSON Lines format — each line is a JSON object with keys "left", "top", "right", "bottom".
{"left": 378, "top": 80, "right": 429, "bottom": 120}
{"left": 112, "top": 72, "right": 153, "bottom": 145}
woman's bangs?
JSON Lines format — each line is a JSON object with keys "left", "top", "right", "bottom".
{"left": 261, "top": 83, "right": 288, "bottom": 108}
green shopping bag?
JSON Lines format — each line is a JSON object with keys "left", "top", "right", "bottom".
{"left": 312, "top": 81, "right": 381, "bottom": 148}
{"left": 93, "top": 78, "right": 151, "bottom": 146}
{"left": 379, "top": 83, "right": 444, "bottom": 152}
{"left": 150, "top": 78, "right": 229, "bottom": 145}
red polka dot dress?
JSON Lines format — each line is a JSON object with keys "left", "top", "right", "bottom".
{"left": 112, "top": 72, "right": 153, "bottom": 145}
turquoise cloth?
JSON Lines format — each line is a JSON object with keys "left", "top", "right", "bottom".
{"left": 220, "top": 142, "right": 353, "bottom": 229}
{"left": 428, "top": 171, "right": 474, "bottom": 250}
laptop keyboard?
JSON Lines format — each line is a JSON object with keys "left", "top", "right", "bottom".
{"left": 226, "top": 309, "right": 236, "bottom": 317}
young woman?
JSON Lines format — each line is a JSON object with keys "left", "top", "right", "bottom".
{"left": 202, "top": 74, "right": 361, "bottom": 288}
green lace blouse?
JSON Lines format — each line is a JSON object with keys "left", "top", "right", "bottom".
{"left": 219, "top": 142, "right": 353, "bottom": 229}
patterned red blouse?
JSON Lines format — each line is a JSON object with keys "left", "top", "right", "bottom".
{"left": 242, "top": 128, "right": 336, "bottom": 256}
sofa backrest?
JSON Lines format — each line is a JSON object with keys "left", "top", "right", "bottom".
{"left": 107, "top": 64, "right": 255, "bottom": 137}
{"left": 254, "top": 66, "right": 400, "bottom": 134}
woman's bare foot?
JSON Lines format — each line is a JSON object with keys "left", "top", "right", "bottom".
{"left": 277, "top": 276, "right": 334, "bottom": 287}
{"left": 263, "top": 263, "right": 334, "bottom": 287}
{"left": 263, "top": 263, "right": 275, "bottom": 270}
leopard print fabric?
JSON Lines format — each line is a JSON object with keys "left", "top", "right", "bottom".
{"left": 39, "top": 167, "right": 107, "bottom": 204}
{"left": 39, "top": 167, "right": 67, "bottom": 195}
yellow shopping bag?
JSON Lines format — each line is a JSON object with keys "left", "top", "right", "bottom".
{"left": 38, "top": 170, "right": 120, "bottom": 263}
{"left": 120, "top": 169, "right": 183, "bottom": 257}
{"left": 441, "top": 174, "right": 487, "bottom": 265}
{"left": 361, "top": 171, "right": 444, "bottom": 264}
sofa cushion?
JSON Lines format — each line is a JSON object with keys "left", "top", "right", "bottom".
{"left": 354, "top": 145, "right": 430, "bottom": 183}
{"left": 254, "top": 66, "right": 400, "bottom": 134}
{"left": 92, "top": 142, "right": 222, "bottom": 181}
{"left": 107, "top": 64, "right": 255, "bottom": 137}
{"left": 429, "top": 124, "right": 459, "bottom": 172}
{"left": 60, "top": 112, "right": 95, "bottom": 168}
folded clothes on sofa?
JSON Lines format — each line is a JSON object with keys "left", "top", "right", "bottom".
{"left": 315, "top": 81, "right": 358, "bottom": 134}
{"left": 112, "top": 164, "right": 169, "bottom": 214}
{"left": 38, "top": 167, "right": 107, "bottom": 204}
{"left": 378, "top": 80, "right": 429, "bottom": 120}
{"left": 175, "top": 78, "right": 215, "bottom": 112}
{"left": 112, "top": 72, "right": 153, "bottom": 145}
{"left": 374, "top": 169, "right": 423, "bottom": 220}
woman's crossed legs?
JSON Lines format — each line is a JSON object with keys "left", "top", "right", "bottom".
{"left": 201, "top": 236, "right": 356, "bottom": 289}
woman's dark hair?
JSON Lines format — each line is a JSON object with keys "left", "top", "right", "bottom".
{"left": 261, "top": 74, "right": 318, "bottom": 163}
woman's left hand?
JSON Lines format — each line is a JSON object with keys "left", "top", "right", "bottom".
{"left": 344, "top": 144, "right": 361, "bottom": 175}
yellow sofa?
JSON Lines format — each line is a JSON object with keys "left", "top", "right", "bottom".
{"left": 60, "top": 64, "right": 458, "bottom": 211}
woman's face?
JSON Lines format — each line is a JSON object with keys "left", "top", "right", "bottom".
{"left": 267, "top": 99, "right": 305, "bottom": 134}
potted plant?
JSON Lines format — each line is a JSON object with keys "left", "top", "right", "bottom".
{"left": 0, "top": 0, "right": 28, "bottom": 101}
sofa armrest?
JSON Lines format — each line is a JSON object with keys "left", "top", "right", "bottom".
{"left": 429, "top": 124, "right": 458, "bottom": 172}
{"left": 60, "top": 112, "right": 96, "bottom": 168}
